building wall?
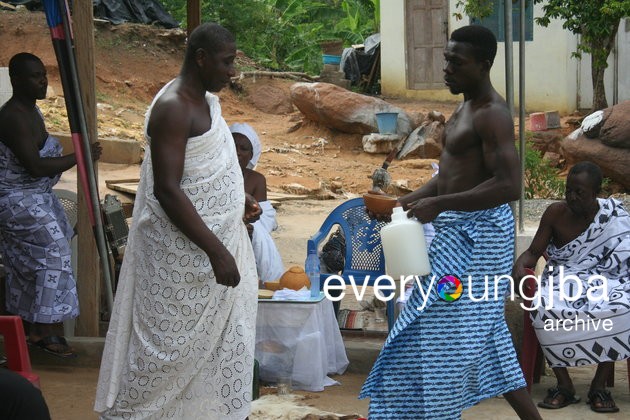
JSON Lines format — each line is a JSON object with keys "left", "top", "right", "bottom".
{"left": 381, "top": 1, "right": 583, "bottom": 114}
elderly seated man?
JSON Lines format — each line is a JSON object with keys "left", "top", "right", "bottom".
{"left": 513, "top": 161, "right": 630, "bottom": 414}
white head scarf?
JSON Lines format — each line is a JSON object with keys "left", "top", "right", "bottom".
{"left": 229, "top": 123, "right": 261, "bottom": 169}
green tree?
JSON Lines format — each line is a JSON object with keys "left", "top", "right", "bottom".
{"left": 160, "top": 0, "right": 379, "bottom": 75}
{"left": 535, "top": 0, "right": 630, "bottom": 110}
{"left": 456, "top": 1, "right": 630, "bottom": 111}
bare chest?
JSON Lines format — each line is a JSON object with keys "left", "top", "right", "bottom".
{"left": 443, "top": 107, "right": 479, "bottom": 155}
{"left": 552, "top": 218, "right": 592, "bottom": 248}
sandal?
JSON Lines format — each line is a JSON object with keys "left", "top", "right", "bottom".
{"left": 587, "top": 389, "right": 620, "bottom": 413}
{"left": 537, "top": 386, "right": 581, "bottom": 409}
{"left": 28, "top": 335, "right": 77, "bottom": 359}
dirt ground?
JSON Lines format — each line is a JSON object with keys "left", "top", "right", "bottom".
{"left": 0, "top": 8, "right": 447, "bottom": 198}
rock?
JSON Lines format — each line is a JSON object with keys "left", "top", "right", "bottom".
{"left": 427, "top": 110, "right": 446, "bottom": 124}
{"left": 529, "top": 131, "right": 563, "bottom": 155}
{"left": 542, "top": 151, "right": 561, "bottom": 167}
{"left": 290, "top": 82, "right": 414, "bottom": 135}
{"left": 562, "top": 135, "right": 630, "bottom": 189}
{"left": 247, "top": 84, "right": 294, "bottom": 115}
{"left": 390, "top": 179, "right": 412, "bottom": 195}
{"left": 397, "top": 120, "right": 444, "bottom": 159}
{"left": 396, "top": 158, "right": 439, "bottom": 171}
{"left": 408, "top": 111, "right": 425, "bottom": 128}
{"left": 598, "top": 100, "right": 630, "bottom": 149}
{"left": 281, "top": 183, "right": 315, "bottom": 195}
{"left": 362, "top": 133, "right": 401, "bottom": 154}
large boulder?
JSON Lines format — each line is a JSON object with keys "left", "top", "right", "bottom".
{"left": 562, "top": 101, "right": 630, "bottom": 189}
{"left": 290, "top": 82, "right": 414, "bottom": 135}
{"left": 597, "top": 101, "right": 630, "bottom": 149}
{"left": 561, "top": 134, "right": 630, "bottom": 189}
{"left": 247, "top": 84, "right": 294, "bottom": 114}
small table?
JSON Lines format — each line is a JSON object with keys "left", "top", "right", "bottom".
{"left": 256, "top": 293, "right": 349, "bottom": 392}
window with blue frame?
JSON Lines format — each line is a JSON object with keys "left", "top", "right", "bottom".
{"left": 470, "top": 0, "right": 533, "bottom": 42}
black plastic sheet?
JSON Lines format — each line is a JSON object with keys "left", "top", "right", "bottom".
{"left": 5, "top": 0, "right": 179, "bottom": 28}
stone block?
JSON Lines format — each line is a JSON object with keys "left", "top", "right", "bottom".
{"left": 362, "top": 133, "right": 401, "bottom": 154}
{"left": 545, "top": 110, "right": 561, "bottom": 129}
{"left": 529, "top": 112, "right": 546, "bottom": 131}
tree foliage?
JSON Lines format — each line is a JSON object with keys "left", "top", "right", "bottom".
{"left": 160, "top": 0, "right": 379, "bottom": 75}
{"left": 456, "top": 0, "right": 630, "bottom": 110}
{"left": 535, "top": 0, "right": 630, "bottom": 110}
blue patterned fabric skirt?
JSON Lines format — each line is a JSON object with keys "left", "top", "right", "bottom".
{"left": 359, "top": 204, "right": 526, "bottom": 419}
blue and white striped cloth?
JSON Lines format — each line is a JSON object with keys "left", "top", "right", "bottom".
{"left": 360, "top": 204, "right": 526, "bottom": 419}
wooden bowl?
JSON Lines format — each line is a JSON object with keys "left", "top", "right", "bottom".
{"left": 363, "top": 193, "right": 397, "bottom": 215}
{"left": 264, "top": 281, "right": 283, "bottom": 291}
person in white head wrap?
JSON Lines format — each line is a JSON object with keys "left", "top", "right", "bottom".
{"left": 230, "top": 123, "right": 285, "bottom": 283}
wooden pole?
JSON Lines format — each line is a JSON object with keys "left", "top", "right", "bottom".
{"left": 73, "top": 0, "right": 100, "bottom": 337}
{"left": 187, "top": 0, "right": 201, "bottom": 36}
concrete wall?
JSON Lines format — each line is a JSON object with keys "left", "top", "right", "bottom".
{"left": 380, "top": 1, "right": 589, "bottom": 114}
{"left": 53, "top": 132, "right": 144, "bottom": 165}
{"left": 0, "top": 68, "right": 10, "bottom": 107}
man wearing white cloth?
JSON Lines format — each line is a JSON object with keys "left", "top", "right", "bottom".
{"left": 95, "top": 23, "right": 260, "bottom": 419}
{"left": 230, "top": 122, "right": 285, "bottom": 284}
{"left": 514, "top": 161, "right": 630, "bottom": 414}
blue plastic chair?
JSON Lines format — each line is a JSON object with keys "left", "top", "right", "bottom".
{"left": 307, "top": 197, "right": 396, "bottom": 330}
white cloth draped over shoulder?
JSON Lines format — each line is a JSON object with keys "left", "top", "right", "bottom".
{"left": 95, "top": 80, "right": 258, "bottom": 419}
{"left": 532, "top": 198, "right": 630, "bottom": 367}
{"left": 251, "top": 200, "right": 285, "bottom": 283}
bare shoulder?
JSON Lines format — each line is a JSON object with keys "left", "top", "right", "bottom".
{"left": 0, "top": 101, "right": 33, "bottom": 141}
{"left": 541, "top": 201, "right": 568, "bottom": 224}
{"left": 147, "top": 85, "right": 192, "bottom": 138}
{"left": 249, "top": 169, "right": 266, "bottom": 184}
{"left": 473, "top": 96, "right": 512, "bottom": 126}
{"left": 150, "top": 86, "right": 189, "bottom": 123}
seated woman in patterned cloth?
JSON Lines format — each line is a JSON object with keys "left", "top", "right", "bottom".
{"left": 230, "top": 123, "right": 285, "bottom": 285}
{"left": 514, "top": 161, "right": 630, "bottom": 414}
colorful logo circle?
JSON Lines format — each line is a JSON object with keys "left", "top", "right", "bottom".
{"left": 437, "top": 275, "right": 463, "bottom": 301}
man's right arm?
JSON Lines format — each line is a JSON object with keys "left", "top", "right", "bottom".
{"left": 149, "top": 96, "right": 241, "bottom": 287}
{"left": 512, "top": 203, "right": 559, "bottom": 280}
{"left": 398, "top": 175, "right": 439, "bottom": 210}
{"left": 1, "top": 116, "right": 78, "bottom": 177}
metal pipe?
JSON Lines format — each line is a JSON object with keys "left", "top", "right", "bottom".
{"left": 518, "top": 0, "right": 525, "bottom": 233}
{"left": 504, "top": 0, "right": 518, "bottom": 251}
{"left": 58, "top": 0, "right": 115, "bottom": 313}
{"left": 504, "top": 0, "right": 514, "bottom": 115}
{"left": 613, "top": 28, "right": 619, "bottom": 105}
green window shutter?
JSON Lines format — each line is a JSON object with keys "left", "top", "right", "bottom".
{"left": 470, "top": 0, "right": 533, "bottom": 42}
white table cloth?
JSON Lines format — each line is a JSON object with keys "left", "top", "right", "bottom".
{"left": 255, "top": 296, "right": 349, "bottom": 391}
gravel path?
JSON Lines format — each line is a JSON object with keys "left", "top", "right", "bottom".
{"left": 516, "top": 195, "right": 630, "bottom": 228}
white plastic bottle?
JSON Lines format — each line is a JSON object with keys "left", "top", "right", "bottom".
{"left": 380, "top": 206, "right": 431, "bottom": 279}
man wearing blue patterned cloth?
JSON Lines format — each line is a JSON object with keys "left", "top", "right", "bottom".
{"left": 0, "top": 52, "right": 101, "bottom": 358}
{"left": 360, "top": 25, "right": 541, "bottom": 419}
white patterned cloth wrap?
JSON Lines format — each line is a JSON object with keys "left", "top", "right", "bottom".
{"left": 0, "top": 135, "right": 77, "bottom": 324}
{"left": 95, "top": 81, "right": 258, "bottom": 419}
{"left": 532, "top": 197, "right": 630, "bottom": 367}
{"left": 251, "top": 200, "right": 284, "bottom": 283}
{"left": 360, "top": 204, "right": 526, "bottom": 419}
